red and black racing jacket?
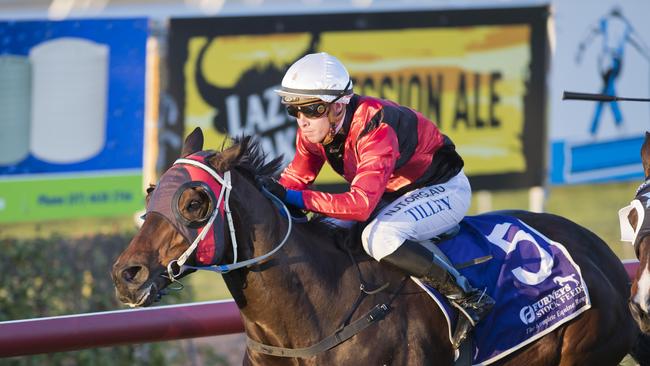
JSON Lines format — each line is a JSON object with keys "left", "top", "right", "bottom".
{"left": 279, "top": 95, "right": 464, "bottom": 221}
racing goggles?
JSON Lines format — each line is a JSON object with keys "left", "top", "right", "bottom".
{"left": 286, "top": 102, "right": 329, "bottom": 119}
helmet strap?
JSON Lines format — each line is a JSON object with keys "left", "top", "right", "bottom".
{"left": 322, "top": 104, "right": 345, "bottom": 145}
{"left": 321, "top": 125, "right": 336, "bottom": 145}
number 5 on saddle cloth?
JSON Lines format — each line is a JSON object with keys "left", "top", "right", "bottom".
{"left": 399, "top": 214, "right": 590, "bottom": 365}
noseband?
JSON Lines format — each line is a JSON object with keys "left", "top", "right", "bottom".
{"left": 165, "top": 157, "right": 294, "bottom": 280}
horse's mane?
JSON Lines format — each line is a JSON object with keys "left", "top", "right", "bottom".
{"left": 227, "top": 135, "right": 284, "bottom": 180}
{"left": 221, "top": 136, "right": 361, "bottom": 252}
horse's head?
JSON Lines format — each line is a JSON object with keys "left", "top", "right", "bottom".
{"left": 620, "top": 131, "right": 650, "bottom": 333}
{"left": 112, "top": 127, "right": 281, "bottom": 307}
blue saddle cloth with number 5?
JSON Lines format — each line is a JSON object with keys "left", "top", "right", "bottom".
{"left": 414, "top": 214, "right": 591, "bottom": 365}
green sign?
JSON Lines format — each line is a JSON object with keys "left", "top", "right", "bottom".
{"left": 0, "top": 174, "right": 144, "bottom": 223}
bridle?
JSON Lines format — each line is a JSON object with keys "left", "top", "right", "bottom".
{"left": 164, "top": 157, "right": 294, "bottom": 280}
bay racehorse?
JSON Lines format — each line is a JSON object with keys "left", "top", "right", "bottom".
{"left": 113, "top": 128, "right": 649, "bottom": 365}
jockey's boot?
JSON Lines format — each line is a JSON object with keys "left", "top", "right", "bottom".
{"left": 380, "top": 240, "right": 495, "bottom": 349}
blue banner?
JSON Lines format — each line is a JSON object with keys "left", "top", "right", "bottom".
{"left": 0, "top": 18, "right": 148, "bottom": 222}
{"left": 0, "top": 18, "right": 148, "bottom": 175}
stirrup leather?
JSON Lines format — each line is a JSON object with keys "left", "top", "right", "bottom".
{"left": 452, "top": 316, "right": 473, "bottom": 349}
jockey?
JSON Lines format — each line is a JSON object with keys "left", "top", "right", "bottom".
{"left": 266, "top": 52, "right": 494, "bottom": 347}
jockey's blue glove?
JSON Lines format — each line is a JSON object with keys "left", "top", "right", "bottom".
{"left": 284, "top": 189, "right": 305, "bottom": 209}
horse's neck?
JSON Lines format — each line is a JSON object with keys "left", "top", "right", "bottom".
{"left": 226, "top": 177, "right": 365, "bottom": 342}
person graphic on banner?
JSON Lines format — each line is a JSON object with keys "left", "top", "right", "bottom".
{"left": 575, "top": 6, "right": 650, "bottom": 136}
{"left": 260, "top": 52, "right": 495, "bottom": 348}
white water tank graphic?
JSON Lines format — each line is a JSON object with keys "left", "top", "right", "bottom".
{"left": 0, "top": 55, "right": 31, "bottom": 166}
{"left": 29, "top": 38, "right": 109, "bottom": 164}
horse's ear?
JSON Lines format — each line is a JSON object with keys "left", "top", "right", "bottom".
{"left": 180, "top": 127, "right": 204, "bottom": 157}
{"left": 210, "top": 136, "right": 251, "bottom": 172}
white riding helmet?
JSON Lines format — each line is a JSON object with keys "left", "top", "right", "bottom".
{"left": 275, "top": 52, "right": 354, "bottom": 105}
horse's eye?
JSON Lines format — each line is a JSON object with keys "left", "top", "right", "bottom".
{"left": 187, "top": 200, "right": 202, "bottom": 211}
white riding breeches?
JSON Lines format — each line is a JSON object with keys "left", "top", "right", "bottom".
{"left": 361, "top": 170, "right": 471, "bottom": 261}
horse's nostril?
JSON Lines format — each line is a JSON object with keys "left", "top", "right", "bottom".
{"left": 121, "top": 265, "right": 143, "bottom": 283}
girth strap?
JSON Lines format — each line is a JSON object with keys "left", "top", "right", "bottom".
{"left": 246, "top": 303, "right": 391, "bottom": 358}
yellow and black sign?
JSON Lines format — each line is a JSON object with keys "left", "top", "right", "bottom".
{"left": 168, "top": 7, "right": 548, "bottom": 190}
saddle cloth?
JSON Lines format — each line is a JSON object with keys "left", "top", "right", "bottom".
{"left": 415, "top": 214, "right": 591, "bottom": 365}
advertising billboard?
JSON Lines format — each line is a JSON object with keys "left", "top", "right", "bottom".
{"left": 0, "top": 18, "right": 148, "bottom": 222}
{"left": 550, "top": 1, "right": 650, "bottom": 184}
{"left": 167, "top": 7, "right": 548, "bottom": 190}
